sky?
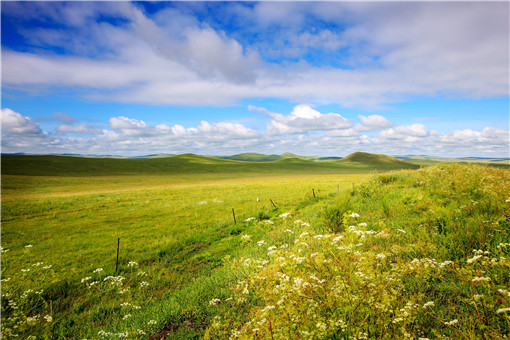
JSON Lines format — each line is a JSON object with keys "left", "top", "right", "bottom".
{"left": 1, "top": 1, "right": 509, "bottom": 157}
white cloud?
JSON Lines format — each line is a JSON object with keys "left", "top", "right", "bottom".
{"left": 1, "top": 108, "right": 508, "bottom": 157}
{"left": 355, "top": 114, "right": 394, "bottom": 131}
{"left": 2, "top": 2, "right": 507, "bottom": 108}
{"left": 379, "top": 124, "right": 429, "bottom": 140}
{"left": 1, "top": 108, "right": 44, "bottom": 135}
{"left": 109, "top": 116, "right": 147, "bottom": 130}
{"left": 257, "top": 104, "right": 353, "bottom": 134}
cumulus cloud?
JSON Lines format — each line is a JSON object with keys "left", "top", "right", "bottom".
{"left": 378, "top": 124, "right": 429, "bottom": 142}
{"left": 355, "top": 114, "right": 393, "bottom": 131}
{"left": 1, "top": 108, "right": 508, "bottom": 157}
{"left": 253, "top": 104, "right": 353, "bottom": 134}
{"left": 1, "top": 108, "right": 44, "bottom": 135}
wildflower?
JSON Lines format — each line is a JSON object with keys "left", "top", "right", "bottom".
{"left": 43, "top": 265, "right": 52, "bottom": 269}
{"left": 122, "top": 314, "right": 132, "bottom": 320}
{"left": 422, "top": 301, "right": 434, "bottom": 308}
{"left": 127, "top": 261, "right": 138, "bottom": 267}
{"left": 137, "top": 329, "right": 147, "bottom": 335}
{"left": 467, "top": 255, "right": 482, "bottom": 264}
{"left": 497, "top": 308, "right": 510, "bottom": 314}
{"left": 284, "top": 229, "right": 294, "bottom": 233}
{"left": 139, "top": 281, "right": 149, "bottom": 288}
{"left": 358, "top": 222, "right": 367, "bottom": 227}
{"left": 444, "top": 319, "right": 458, "bottom": 326}
{"left": 257, "top": 240, "right": 266, "bottom": 246}
{"left": 81, "top": 277, "right": 92, "bottom": 283}
{"left": 439, "top": 261, "right": 453, "bottom": 268}
{"left": 197, "top": 200, "right": 207, "bottom": 205}
{"left": 264, "top": 220, "right": 274, "bottom": 224}
{"left": 148, "top": 320, "right": 158, "bottom": 325}
{"left": 245, "top": 217, "right": 255, "bottom": 222}
{"left": 349, "top": 213, "right": 360, "bottom": 218}
{"left": 209, "top": 298, "right": 221, "bottom": 306}
{"left": 25, "top": 244, "right": 33, "bottom": 248}
{"left": 240, "top": 234, "right": 251, "bottom": 241}
{"left": 0, "top": 247, "right": 9, "bottom": 253}
{"left": 26, "top": 315, "right": 40, "bottom": 324}
{"left": 279, "top": 212, "right": 290, "bottom": 218}
{"left": 472, "top": 276, "right": 491, "bottom": 283}
{"left": 93, "top": 268, "right": 103, "bottom": 273}
{"left": 44, "top": 315, "right": 52, "bottom": 323}
{"left": 376, "top": 253, "right": 386, "bottom": 259}
{"left": 32, "top": 262, "right": 43, "bottom": 267}
{"left": 21, "top": 268, "right": 30, "bottom": 272}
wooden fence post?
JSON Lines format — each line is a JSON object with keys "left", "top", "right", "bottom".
{"left": 270, "top": 199, "right": 277, "bottom": 208}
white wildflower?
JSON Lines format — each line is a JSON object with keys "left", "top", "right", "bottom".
{"left": 127, "top": 261, "right": 138, "bottom": 267}
{"left": 257, "top": 240, "right": 266, "bottom": 246}
{"left": 496, "top": 308, "right": 510, "bottom": 314}
{"left": 209, "top": 298, "right": 221, "bottom": 306}
{"left": 472, "top": 276, "right": 491, "bottom": 283}
{"left": 422, "top": 301, "right": 434, "bottom": 308}
{"left": 279, "top": 212, "right": 291, "bottom": 218}
{"left": 444, "top": 319, "right": 458, "bottom": 326}
{"left": 349, "top": 213, "right": 360, "bottom": 218}
{"left": 93, "top": 268, "right": 103, "bottom": 273}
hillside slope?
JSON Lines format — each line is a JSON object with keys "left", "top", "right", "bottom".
{"left": 1, "top": 152, "right": 418, "bottom": 176}
{"left": 336, "top": 152, "right": 420, "bottom": 170}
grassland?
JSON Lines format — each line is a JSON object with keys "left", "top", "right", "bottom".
{"left": 1, "top": 154, "right": 509, "bottom": 339}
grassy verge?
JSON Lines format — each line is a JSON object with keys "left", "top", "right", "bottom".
{"left": 205, "top": 164, "right": 510, "bottom": 339}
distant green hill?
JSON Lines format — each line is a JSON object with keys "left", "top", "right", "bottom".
{"left": 1, "top": 152, "right": 418, "bottom": 177}
{"left": 218, "top": 153, "right": 285, "bottom": 162}
{"left": 217, "top": 152, "right": 322, "bottom": 162}
{"left": 336, "top": 152, "right": 420, "bottom": 170}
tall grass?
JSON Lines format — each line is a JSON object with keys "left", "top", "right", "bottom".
{"left": 205, "top": 164, "right": 510, "bottom": 339}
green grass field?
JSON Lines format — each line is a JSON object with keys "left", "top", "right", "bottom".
{"left": 1, "top": 154, "right": 509, "bottom": 339}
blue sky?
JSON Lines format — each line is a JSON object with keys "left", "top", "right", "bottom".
{"left": 1, "top": 1, "right": 509, "bottom": 157}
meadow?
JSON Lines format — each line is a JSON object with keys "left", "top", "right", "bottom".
{"left": 1, "top": 154, "right": 509, "bottom": 339}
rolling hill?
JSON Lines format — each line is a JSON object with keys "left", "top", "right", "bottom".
{"left": 1, "top": 152, "right": 418, "bottom": 177}
{"left": 337, "top": 151, "right": 420, "bottom": 169}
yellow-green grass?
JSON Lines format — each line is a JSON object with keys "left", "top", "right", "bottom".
{"left": 1, "top": 169, "right": 367, "bottom": 339}
{"left": 206, "top": 164, "right": 510, "bottom": 340}
{"left": 2, "top": 154, "right": 508, "bottom": 339}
